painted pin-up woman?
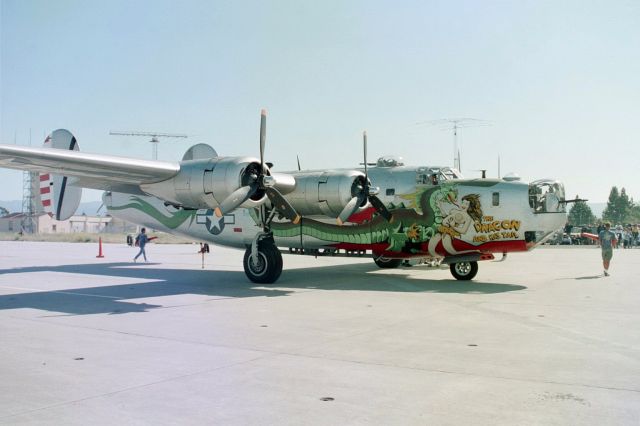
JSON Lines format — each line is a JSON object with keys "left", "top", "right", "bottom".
{"left": 428, "top": 193, "right": 482, "bottom": 255}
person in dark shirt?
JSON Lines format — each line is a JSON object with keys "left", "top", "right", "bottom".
{"left": 598, "top": 222, "right": 617, "bottom": 276}
{"left": 133, "top": 228, "right": 156, "bottom": 262}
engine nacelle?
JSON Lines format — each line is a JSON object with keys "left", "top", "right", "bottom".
{"left": 140, "top": 156, "right": 267, "bottom": 210}
{"left": 285, "top": 170, "right": 366, "bottom": 217}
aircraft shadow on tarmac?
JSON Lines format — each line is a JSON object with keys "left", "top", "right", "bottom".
{"left": 0, "top": 262, "right": 526, "bottom": 316}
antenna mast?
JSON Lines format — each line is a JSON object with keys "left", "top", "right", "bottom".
{"left": 419, "top": 118, "right": 491, "bottom": 172}
{"left": 109, "top": 131, "right": 188, "bottom": 160}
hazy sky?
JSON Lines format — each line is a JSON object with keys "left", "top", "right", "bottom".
{"left": 1, "top": 0, "right": 639, "bottom": 204}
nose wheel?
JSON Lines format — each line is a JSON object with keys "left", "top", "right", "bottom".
{"left": 449, "top": 261, "right": 478, "bottom": 280}
{"left": 243, "top": 239, "right": 283, "bottom": 284}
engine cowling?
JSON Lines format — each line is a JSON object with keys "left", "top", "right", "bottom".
{"left": 140, "top": 156, "right": 267, "bottom": 210}
{"left": 285, "top": 170, "right": 366, "bottom": 217}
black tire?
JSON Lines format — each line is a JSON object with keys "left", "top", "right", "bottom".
{"left": 449, "top": 261, "right": 478, "bottom": 280}
{"left": 243, "top": 242, "right": 283, "bottom": 284}
{"left": 374, "top": 257, "right": 403, "bottom": 269}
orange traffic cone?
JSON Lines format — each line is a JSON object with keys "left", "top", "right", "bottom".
{"left": 96, "top": 237, "right": 105, "bottom": 258}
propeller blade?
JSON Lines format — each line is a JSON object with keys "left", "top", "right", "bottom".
{"left": 369, "top": 195, "right": 392, "bottom": 222}
{"left": 265, "top": 187, "right": 301, "bottom": 224}
{"left": 336, "top": 196, "right": 361, "bottom": 225}
{"left": 214, "top": 184, "right": 257, "bottom": 217}
{"left": 363, "top": 131, "right": 368, "bottom": 180}
{"left": 259, "top": 109, "right": 266, "bottom": 172}
{"left": 297, "top": 155, "right": 301, "bottom": 171}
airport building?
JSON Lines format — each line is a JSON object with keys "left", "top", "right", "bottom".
{"left": 0, "top": 213, "right": 136, "bottom": 234}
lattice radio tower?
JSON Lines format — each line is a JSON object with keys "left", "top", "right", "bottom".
{"left": 20, "top": 130, "right": 38, "bottom": 233}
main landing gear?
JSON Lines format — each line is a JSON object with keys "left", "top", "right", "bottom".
{"left": 449, "top": 261, "right": 478, "bottom": 280}
{"left": 373, "top": 256, "right": 479, "bottom": 281}
{"left": 243, "top": 236, "right": 283, "bottom": 284}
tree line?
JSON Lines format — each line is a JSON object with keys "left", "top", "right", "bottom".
{"left": 568, "top": 186, "right": 640, "bottom": 225}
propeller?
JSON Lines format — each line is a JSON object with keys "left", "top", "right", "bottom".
{"left": 336, "top": 178, "right": 368, "bottom": 225}
{"left": 336, "top": 131, "right": 392, "bottom": 225}
{"left": 216, "top": 109, "right": 300, "bottom": 224}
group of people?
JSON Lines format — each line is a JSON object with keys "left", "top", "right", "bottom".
{"left": 597, "top": 223, "right": 640, "bottom": 249}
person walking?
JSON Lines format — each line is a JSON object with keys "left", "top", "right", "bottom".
{"left": 598, "top": 222, "right": 617, "bottom": 276}
{"left": 133, "top": 228, "right": 156, "bottom": 262}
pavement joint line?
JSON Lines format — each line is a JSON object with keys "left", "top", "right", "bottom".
{"left": 7, "top": 315, "right": 296, "bottom": 355}
{"left": 267, "top": 350, "right": 640, "bottom": 395}
{"left": 0, "top": 353, "right": 273, "bottom": 421}
{"left": 4, "top": 324, "right": 637, "bottom": 423}
{"left": 448, "top": 298, "right": 640, "bottom": 354}
{"left": 465, "top": 302, "right": 640, "bottom": 356}
{"left": 13, "top": 313, "right": 639, "bottom": 396}
{"left": 0, "top": 285, "right": 121, "bottom": 299}
{"left": 9, "top": 282, "right": 637, "bottom": 359}
{"left": 475, "top": 300, "right": 633, "bottom": 310}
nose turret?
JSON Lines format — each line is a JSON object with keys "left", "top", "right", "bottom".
{"left": 528, "top": 179, "right": 566, "bottom": 214}
{"left": 525, "top": 179, "right": 567, "bottom": 247}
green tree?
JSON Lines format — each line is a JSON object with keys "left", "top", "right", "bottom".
{"left": 0, "top": 206, "right": 8, "bottom": 217}
{"left": 568, "top": 199, "right": 596, "bottom": 225}
{"left": 603, "top": 186, "right": 635, "bottom": 224}
{"left": 617, "top": 188, "right": 632, "bottom": 222}
{"left": 603, "top": 187, "right": 620, "bottom": 224}
{"left": 602, "top": 186, "right": 619, "bottom": 223}
{"left": 628, "top": 204, "right": 640, "bottom": 223}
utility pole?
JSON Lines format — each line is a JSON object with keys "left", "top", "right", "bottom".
{"left": 419, "top": 118, "right": 491, "bottom": 172}
{"left": 109, "top": 131, "right": 188, "bottom": 160}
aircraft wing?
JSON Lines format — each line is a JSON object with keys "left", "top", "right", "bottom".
{"left": 0, "top": 144, "right": 180, "bottom": 194}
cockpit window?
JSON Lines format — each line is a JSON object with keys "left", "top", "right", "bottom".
{"left": 529, "top": 179, "right": 566, "bottom": 213}
{"left": 440, "top": 167, "right": 462, "bottom": 180}
{"left": 416, "top": 167, "right": 462, "bottom": 185}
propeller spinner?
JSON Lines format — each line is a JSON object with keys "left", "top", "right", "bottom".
{"left": 336, "top": 131, "right": 392, "bottom": 225}
{"left": 214, "top": 110, "right": 300, "bottom": 225}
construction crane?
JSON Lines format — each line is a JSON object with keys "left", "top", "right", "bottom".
{"left": 109, "top": 131, "right": 188, "bottom": 160}
{"left": 417, "top": 118, "right": 491, "bottom": 172}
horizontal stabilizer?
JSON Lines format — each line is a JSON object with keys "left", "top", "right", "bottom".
{"left": 40, "top": 129, "right": 82, "bottom": 220}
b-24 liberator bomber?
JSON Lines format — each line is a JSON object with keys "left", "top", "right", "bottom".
{"left": 0, "top": 110, "right": 568, "bottom": 283}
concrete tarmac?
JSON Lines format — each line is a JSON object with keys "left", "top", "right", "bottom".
{"left": 0, "top": 241, "right": 639, "bottom": 425}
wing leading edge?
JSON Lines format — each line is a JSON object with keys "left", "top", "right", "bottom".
{"left": 0, "top": 144, "right": 180, "bottom": 194}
